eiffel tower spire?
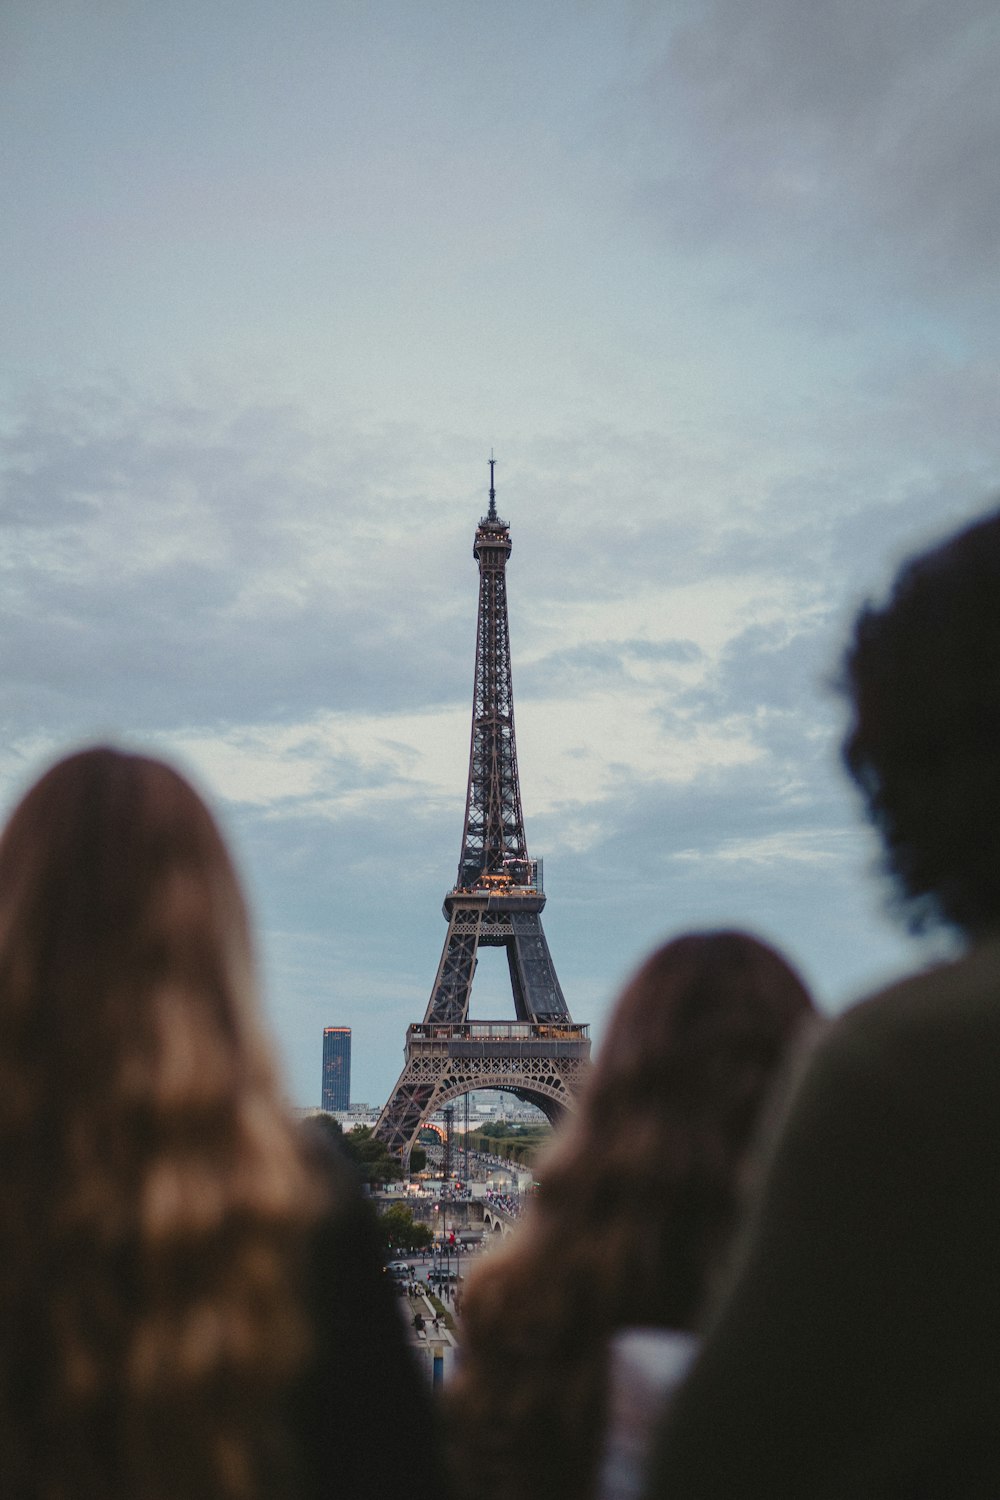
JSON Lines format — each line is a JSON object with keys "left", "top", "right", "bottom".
{"left": 373, "top": 463, "right": 590, "bottom": 1161}
{"left": 457, "top": 458, "right": 528, "bottom": 891}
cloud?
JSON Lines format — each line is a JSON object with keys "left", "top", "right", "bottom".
{"left": 0, "top": 354, "right": 987, "bottom": 1105}
{"left": 0, "top": 384, "right": 480, "bottom": 738}
{"left": 624, "top": 0, "right": 1000, "bottom": 297}
{"left": 672, "top": 827, "right": 849, "bottom": 868}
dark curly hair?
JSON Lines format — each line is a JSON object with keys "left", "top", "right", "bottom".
{"left": 841, "top": 505, "right": 1000, "bottom": 936}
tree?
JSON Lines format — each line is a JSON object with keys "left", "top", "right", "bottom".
{"left": 466, "top": 1124, "right": 551, "bottom": 1164}
{"left": 378, "top": 1203, "right": 434, "bottom": 1253}
{"left": 409, "top": 1146, "right": 428, "bottom": 1174}
{"left": 310, "top": 1112, "right": 345, "bottom": 1145}
{"left": 305, "top": 1117, "right": 405, "bottom": 1185}
{"left": 345, "top": 1125, "right": 404, "bottom": 1185}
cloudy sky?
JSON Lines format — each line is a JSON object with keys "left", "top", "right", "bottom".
{"left": 3, "top": 0, "right": 998, "bottom": 1107}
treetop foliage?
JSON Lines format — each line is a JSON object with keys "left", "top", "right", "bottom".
{"left": 310, "top": 1115, "right": 404, "bottom": 1183}
{"left": 377, "top": 1202, "right": 434, "bottom": 1253}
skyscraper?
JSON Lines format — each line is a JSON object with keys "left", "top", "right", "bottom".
{"left": 321, "top": 1026, "right": 351, "bottom": 1111}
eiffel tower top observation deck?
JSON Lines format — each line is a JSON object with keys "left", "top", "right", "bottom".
{"left": 373, "top": 462, "right": 590, "bottom": 1159}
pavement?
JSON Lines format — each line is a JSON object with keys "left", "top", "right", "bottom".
{"left": 404, "top": 1285, "right": 459, "bottom": 1386}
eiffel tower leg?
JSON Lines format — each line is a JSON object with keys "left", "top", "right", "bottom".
{"left": 372, "top": 1055, "right": 452, "bottom": 1158}
{"left": 425, "top": 906, "right": 482, "bottom": 1025}
{"left": 507, "top": 911, "right": 569, "bottom": 1021}
{"left": 374, "top": 908, "right": 482, "bottom": 1155}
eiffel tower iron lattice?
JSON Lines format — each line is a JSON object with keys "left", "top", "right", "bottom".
{"left": 374, "top": 462, "right": 591, "bottom": 1160}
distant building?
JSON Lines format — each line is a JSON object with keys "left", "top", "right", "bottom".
{"left": 321, "top": 1026, "right": 351, "bottom": 1111}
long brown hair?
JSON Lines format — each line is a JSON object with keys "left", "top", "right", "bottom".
{"left": 446, "top": 930, "right": 815, "bottom": 1500}
{"left": 0, "top": 746, "right": 322, "bottom": 1500}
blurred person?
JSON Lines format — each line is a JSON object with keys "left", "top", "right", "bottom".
{"left": 647, "top": 506, "right": 1000, "bottom": 1498}
{"left": 444, "top": 930, "right": 816, "bottom": 1500}
{"left": 0, "top": 745, "right": 444, "bottom": 1500}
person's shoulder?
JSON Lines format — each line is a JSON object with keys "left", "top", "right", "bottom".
{"left": 755, "top": 943, "right": 1000, "bottom": 1202}
{"left": 837, "top": 939, "right": 1000, "bottom": 1041}
{"left": 809, "top": 939, "right": 1000, "bottom": 1098}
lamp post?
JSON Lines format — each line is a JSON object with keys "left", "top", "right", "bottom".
{"left": 441, "top": 1198, "right": 449, "bottom": 1301}
{"left": 441, "top": 1103, "right": 455, "bottom": 1301}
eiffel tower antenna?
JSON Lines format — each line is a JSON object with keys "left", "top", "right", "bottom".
{"left": 374, "top": 463, "right": 591, "bottom": 1163}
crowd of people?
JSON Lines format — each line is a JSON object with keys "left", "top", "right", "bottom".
{"left": 2, "top": 503, "right": 999, "bottom": 1497}
{"left": 482, "top": 1188, "right": 521, "bottom": 1217}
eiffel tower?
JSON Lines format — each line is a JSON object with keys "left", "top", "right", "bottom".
{"left": 374, "top": 461, "right": 591, "bottom": 1161}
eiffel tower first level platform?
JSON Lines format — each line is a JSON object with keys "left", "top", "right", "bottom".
{"left": 374, "top": 462, "right": 591, "bottom": 1162}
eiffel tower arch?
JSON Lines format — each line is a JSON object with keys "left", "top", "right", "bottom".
{"left": 374, "top": 462, "right": 591, "bottom": 1162}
